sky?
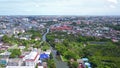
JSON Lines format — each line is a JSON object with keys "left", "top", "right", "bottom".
{"left": 0, "top": 0, "right": 120, "bottom": 15}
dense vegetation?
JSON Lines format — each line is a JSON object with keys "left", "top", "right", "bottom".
{"left": 47, "top": 53, "right": 56, "bottom": 68}
{"left": 9, "top": 49, "right": 21, "bottom": 58}
{"left": 26, "top": 30, "right": 42, "bottom": 39}
{"left": 41, "top": 42, "right": 50, "bottom": 51}
{"left": 47, "top": 31, "right": 120, "bottom": 68}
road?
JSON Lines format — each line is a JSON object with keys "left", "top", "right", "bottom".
{"left": 42, "top": 28, "right": 69, "bottom": 68}
{"left": 42, "top": 28, "right": 49, "bottom": 41}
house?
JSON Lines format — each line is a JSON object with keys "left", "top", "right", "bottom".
{"left": 19, "top": 46, "right": 25, "bottom": 52}
{"left": 19, "top": 37, "right": 28, "bottom": 40}
{"left": 0, "top": 42, "right": 3, "bottom": 46}
{"left": 82, "top": 58, "right": 92, "bottom": 68}
{"left": 0, "top": 34, "right": 4, "bottom": 38}
{"left": 7, "top": 59, "right": 20, "bottom": 66}
{"left": 19, "top": 46, "right": 25, "bottom": 50}
{"left": 23, "top": 51, "right": 39, "bottom": 66}
{"left": 39, "top": 53, "right": 49, "bottom": 60}
{"left": 112, "top": 39, "right": 119, "bottom": 42}
{"left": 82, "top": 58, "right": 88, "bottom": 62}
{"left": 35, "top": 37, "right": 41, "bottom": 41}
{"left": 0, "top": 51, "right": 11, "bottom": 58}
{"left": 0, "top": 59, "right": 7, "bottom": 65}
{"left": 54, "top": 39, "right": 60, "bottom": 43}
{"left": 0, "top": 46, "right": 9, "bottom": 50}
{"left": 85, "top": 62, "right": 91, "bottom": 68}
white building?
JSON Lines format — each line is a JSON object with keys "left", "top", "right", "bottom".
{"left": 23, "top": 51, "right": 39, "bottom": 66}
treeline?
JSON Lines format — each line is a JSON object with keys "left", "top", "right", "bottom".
{"left": 26, "top": 30, "right": 42, "bottom": 39}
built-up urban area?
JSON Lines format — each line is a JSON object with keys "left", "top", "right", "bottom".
{"left": 0, "top": 16, "right": 120, "bottom": 68}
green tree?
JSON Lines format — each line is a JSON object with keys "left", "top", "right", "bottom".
{"left": 2, "top": 35, "right": 9, "bottom": 43}
{"left": 9, "top": 49, "right": 21, "bottom": 58}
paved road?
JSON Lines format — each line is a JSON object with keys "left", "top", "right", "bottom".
{"left": 42, "top": 28, "right": 49, "bottom": 41}
{"left": 52, "top": 49, "right": 69, "bottom": 68}
{"left": 42, "top": 28, "right": 69, "bottom": 68}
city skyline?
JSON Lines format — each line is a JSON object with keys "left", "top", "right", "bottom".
{"left": 0, "top": 0, "right": 120, "bottom": 15}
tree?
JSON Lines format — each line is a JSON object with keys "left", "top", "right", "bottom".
{"left": 71, "top": 22, "right": 77, "bottom": 26}
{"left": 2, "top": 35, "right": 9, "bottom": 43}
{"left": 9, "top": 49, "right": 21, "bottom": 58}
{"left": 69, "top": 61, "right": 78, "bottom": 68}
{"left": 47, "top": 59, "right": 56, "bottom": 68}
{"left": 64, "top": 50, "right": 78, "bottom": 60}
{"left": 41, "top": 42, "right": 50, "bottom": 51}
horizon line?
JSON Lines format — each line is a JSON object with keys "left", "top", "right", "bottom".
{"left": 0, "top": 15, "right": 120, "bottom": 16}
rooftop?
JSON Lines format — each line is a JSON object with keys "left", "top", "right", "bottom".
{"left": 23, "top": 51, "right": 38, "bottom": 61}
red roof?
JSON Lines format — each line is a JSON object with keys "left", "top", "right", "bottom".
{"left": 51, "top": 25, "right": 72, "bottom": 31}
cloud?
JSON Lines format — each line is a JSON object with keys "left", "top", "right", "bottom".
{"left": 0, "top": 0, "right": 120, "bottom": 15}
{"left": 109, "top": 4, "right": 116, "bottom": 8}
{"left": 107, "top": 0, "right": 118, "bottom": 4}
{"left": 106, "top": 0, "right": 119, "bottom": 8}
